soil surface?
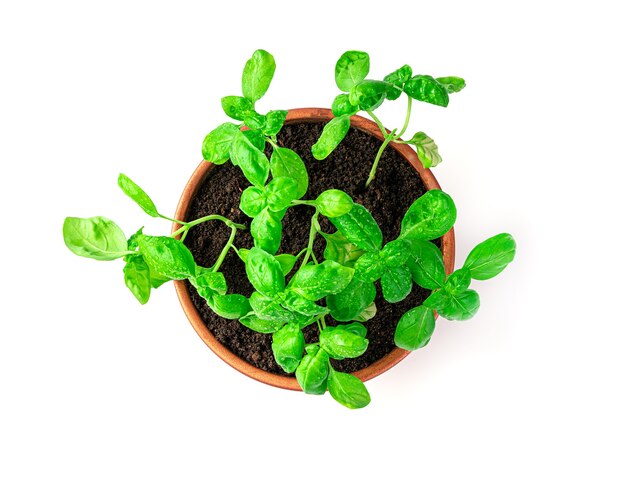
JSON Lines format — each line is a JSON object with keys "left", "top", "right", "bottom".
{"left": 184, "top": 121, "right": 439, "bottom": 375}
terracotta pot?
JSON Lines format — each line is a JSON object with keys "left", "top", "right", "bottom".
{"left": 173, "top": 108, "right": 455, "bottom": 391}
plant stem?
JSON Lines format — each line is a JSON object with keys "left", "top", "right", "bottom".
{"left": 366, "top": 110, "right": 388, "bottom": 137}
{"left": 396, "top": 96, "right": 413, "bottom": 139}
{"left": 171, "top": 214, "right": 246, "bottom": 238}
{"left": 158, "top": 213, "right": 187, "bottom": 225}
{"left": 365, "top": 129, "right": 396, "bottom": 188}
{"left": 300, "top": 210, "right": 319, "bottom": 268}
{"left": 212, "top": 226, "right": 237, "bottom": 272}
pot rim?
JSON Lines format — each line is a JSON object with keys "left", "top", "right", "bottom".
{"left": 173, "top": 108, "right": 455, "bottom": 391}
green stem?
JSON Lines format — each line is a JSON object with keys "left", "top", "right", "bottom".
{"left": 171, "top": 214, "right": 245, "bottom": 238}
{"left": 396, "top": 97, "right": 413, "bottom": 139}
{"left": 366, "top": 110, "right": 388, "bottom": 137}
{"left": 158, "top": 213, "right": 187, "bottom": 225}
{"left": 300, "top": 211, "right": 319, "bottom": 268}
{"left": 366, "top": 129, "right": 396, "bottom": 188}
{"left": 212, "top": 226, "right": 238, "bottom": 272}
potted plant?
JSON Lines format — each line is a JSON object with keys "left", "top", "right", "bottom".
{"left": 63, "top": 49, "right": 516, "bottom": 409}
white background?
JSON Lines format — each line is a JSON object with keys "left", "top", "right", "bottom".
{"left": 1, "top": 1, "right": 624, "bottom": 494}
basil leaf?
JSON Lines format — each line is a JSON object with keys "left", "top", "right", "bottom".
{"left": 322, "top": 231, "right": 365, "bottom": 268}
{"left": 271, "top": 323, "right": 305, "bottom": 373}
{"left": 239, "top": 186, "right": 267, "bottom": 217}
{"left": 315, "top": 189, "right": 354, "bottom": 218}
{"left": 320, "top": 327, "right": 368, "bottom": 359}
{"left": 354, "top": 301, "right": 377, "bottom": 322}
{"left": 264, "top": 110, "right": 288, "bottom": 136}
{"left": 296, "top": 347, "right": 330, "bottom": 395}
{"left": 327, "top": 278, "right": 376, "bottom": 322}
{"left": 242, "top": 49, "right": 276, "bottom": 103}
{"left": 436, "top": 76, "right": 466, "bottom": 94}
{"left": 445, "top": 268, "right": 471, "bottom": 294}
{"left": 239, "top": 312, "right": 283, "bottom": 334}
{"left": 269, "top": 147, "right": 308, "bottom": 199}
{"left": 385, "top": 84, "right": 402, "bottom": 101}
{"left": 384, "top": 64, "right": 412, "bottom": 87}
{"left": 242, "top": 129, "right": 266, "bottom": 151}
{"left": 405, "top": 240, "right": 445, "bottom": 289}
{"left": 406, "top": 131, "right": 442, "bottom": 169}
{"left": 381, "top": 239, "right": 410, "bottom": 267}
{"left": 381, "top": 265, "right": 412, "bottom": 303}
{"left": 335, "top": 50, "right": 370, "bottom": 91}
{"left": 400, "top": 190, "right": 456, "bottom": 241}
{"left": 137, "top": 235, "right": 196, "bottom": 280}
{"left": 221, "top": 96, "right": 254, "bottom": 120}
{"left": 208, "top": 294, "right": 251, "bottom": 319}
{"left": 244, "top": 246, "right": 285, "bottom": 296}
{"left": 123, "top": 255, "right": 151, "bottom": 304}
{"left": 331, "top": 94, "right": 358, "bottom": 116}
{"left": 404, "top": 75, "right": 449, "bottom": 107}
{"left": 327, "top": 368, "right": 370, "bottom": 409}
{"left": 117, "top": 174, "right": 158, "bottom": 217}
{"left": 230, "top": 131, "right": 270, "bottom": 187}
{"left": 348, "top": 80, "right": 388, "bottom": 110}
{"left": 266, "top": 176, "right": 300, "bottom": 211}
{"left": 237, "top": 248, "right": 249, "bottom": 263}
{"left": 354, "top": 252, "right": 384, "bottom": 283}
{"left": 282, "top": 290, "right": 329, "bottom": 317}
{"left": 394, "top": 305, "right": 436, "bottom": 350}
{"left": 463, "top": 233, "right": 516, "bottom": 280}
{"left": 329, "top": 203, "right": 382, "bottom": 252}
{"left": 288, "top": 261, "right": 354, "bottom": 301}
{"left": 149, "top": 269, "right": 170, "bottom": 289}
{"left": 243, "top": 110, "right": 266, "bottom": 131}
{"left": 192, "top": 266, "right": 227, "bottom": 295}
{"left": 251, "top": 207, "right": 282, "bottom": 255}
{"left": 339, "top": 322, "right": 367, "bottom": 337}
{"left": 311, "top": 115, "right": 350, "bottom": 160}
{"left": 63, "top": 216, "right": 129, "bottom": 261}
{"left": 250, "top": 292, "right": 294, "bottom": 322}
{"left": 274, "top": 254, "right": 298, "bottom": 276}
{"left": 202, "top": 123, "right": 239, "bottom": 164}
{"left": 424, "top": 288, "right": 480, "bottom": 321}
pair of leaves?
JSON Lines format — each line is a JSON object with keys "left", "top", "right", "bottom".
{"left": 240, "top": 177, "right": 300, "bottom": 217}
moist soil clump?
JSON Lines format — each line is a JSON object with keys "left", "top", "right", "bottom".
{"left": 184, "top": 121, "right": 438, "bottom": 375}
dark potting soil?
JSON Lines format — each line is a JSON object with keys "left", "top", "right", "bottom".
{"left": 184, "top": 121, "right": 438, "bottom": 375}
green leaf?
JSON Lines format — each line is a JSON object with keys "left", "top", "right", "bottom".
{"left": 191, "top": 266, "right": 227, "bottom": 295}
{"left": 381, "top": 265, "right": 412, "bottom": 303}
{"left": 315, "top": 189, "right": 354, "bottom": 218}
{"left": 264, "top": 110, "right": 288, "bottom": 136}
{"left": 250, "top": 292, "right": 294, "bottom": 322}
{"left": 424, "top": 288, "right": 480, "bottom": 321}
{"left": 288, "top": 261, "right": 354, "bottom": 301}
{"left": 354, "top": 301, "right": 377, "bottom": 322}
{"left": 404, "top": 75, "right": 449, "bottom": 107}
{"left": 242, "top": 49, "right": 276, "bottom": 103}
{"left": 208, "top": 294, "right": 251, "bottom": 319}
{"left": 354, "top": 251, "right": 384, "bottom": 283}
{"left": 221, "top": 96, "right": 254, "bottom": 120}
{"left": 384, "top": 64, "right": 412, "bottom": 87}
{"left": 436, "top": 76, "right": 466, "bottom": 94}
{"left": 63, "top": 216, "right": 128, "bottom": 261}
{"left": 405, "top": 240, "right": 446, "bottom": 290}
{"left": 230, "top": 131, "right": 270, "bottom": 187}
{"left": 407, "top": 131, "right": 442, "bottom": 169}
{"left": 394, "top": 306, "right": 436, "bottom": 351}
{"left": 331, "top": 94, "right": 358, "bottom": 116}
{"left": 244, "top": 246, "right": 285, "bottom": 296}
{"left": 463, "top": 233, "right": 516, "bottom": 280}
{"left": 400, "top": 190, "right": 456, "bottom": 241}
{"left": 202, "top": 123, "right": 239, "bottom": 164}
{"left": 271, "top": 323, "right": 305, "bottom": 374}
{"left": 266, "top": 177, "right": 300, "bottom": 211}
{"left": 381, "top": 239, "right": 410, "bottom": 267}
{"left": 239, "top": 313, "right": 283, "bottom": 334}
{"left": 274, "top": 254, "right": 298, "bottom": 276}
{"left": 329, "top": 203, "right": 382, "bottom": 252}
{"left": 117, "top": 174, "right": 158, "bottom": 217}
{"left": 327, "top": 278, "right": 376, "bottom": 322}
{"left": 269, "top": 147, "right": 308, "bottom": 199}
{"left": 242, "top": 129, "right": 266, "bottom": 151}
{"left": 137, "top": 235, "right": 196, "bottom": 280}
{"left": 123, "top": 255, "right": 151, "bottom": 304}
{"left": 296, "top": 347, "right": 330, "bottom": 395}
{"left": 239, "top": 186, "right": 267, "bottom": 217}
{"left": 348, "top": 80, "right": 389, "bottom": 110}
{"left": 328, "top": 368, "right": 370, "bottom": 409}
{"left": 282, "top": 290, "right": 328, "bottom": 317}
{"left": 311, "top": 115, "right": 351, "bottom": 160}
{"left": 251, "top": 207, "right": 282, "bottom": 255}
{"left": 340, "top": 322, "right": 367, "bottom": 337}
{"left": 335, "top": 50, "right": 370, "bottom": 91}
{"left": 322, "top": 231, "right": 365, "bottom": 268}
{"left": 445, "top": 268, "right": 471, "bottom": 294}
{"left": 320, "top": 326, "right": 368, "bottom": 359}
{"left": 149, "top": 269, "right": 170, "bottom": 289}
{"left": 243, "top": 110, "right": 266, "bottom": 131}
